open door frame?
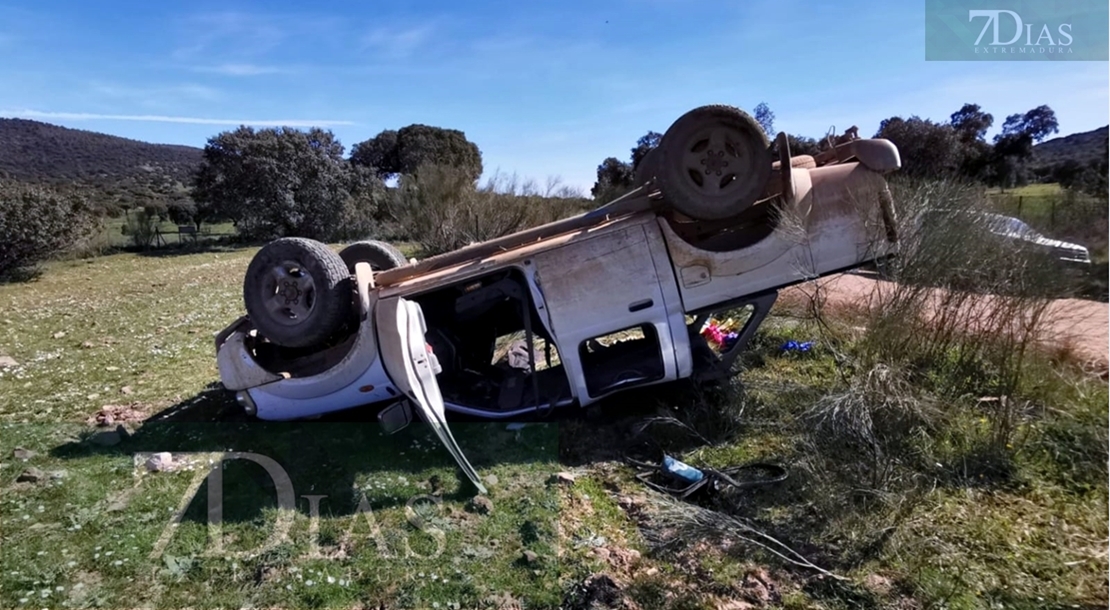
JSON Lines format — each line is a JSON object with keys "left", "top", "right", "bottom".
{"left": 376, "top": 296, "right": 489, "bottom": 495}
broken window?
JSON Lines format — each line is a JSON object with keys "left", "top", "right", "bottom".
{"left": 578, "top": 324, "right": 665, "bottom": 397}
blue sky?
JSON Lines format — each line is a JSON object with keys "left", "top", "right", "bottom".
{"left": 1, "top": 0, "right": 1107, "bottom": 194}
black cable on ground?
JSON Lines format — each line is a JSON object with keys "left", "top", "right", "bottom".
{"left": 625, "top": 453, "right": 787, "bottom": 500}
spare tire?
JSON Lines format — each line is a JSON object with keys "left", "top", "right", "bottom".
{"left": 657, "top": 105, "right": 772, "bottom": 221}
{"left": 634, "top": 147, "right": 662, "bottom": 185}
{"left": 338, "top": 240, "right": 408, "bottom": 274}
{"left": 243, "top": 238, "right": 353, "bottom": 349}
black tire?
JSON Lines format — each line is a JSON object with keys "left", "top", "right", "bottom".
{"left": 338, "top": 240, "right": 408, "bottom": 274}
{"left": 635, "top": 148, "right": 662, "bottom": 185}
{"left": 657, "top": 105, "right": 772, "bottom": 221}
{"left": 243, "top": 238, "right": 353, "bottom": 349}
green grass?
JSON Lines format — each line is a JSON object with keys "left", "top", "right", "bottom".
{"left": 1, "top": 251, "right": 1107, "bottom": 608}
{"left": 100, "top": 216, "right": 238, "bottom": 249}
{"left": 986, "top": 183, "right": 1065, "bottom": 198}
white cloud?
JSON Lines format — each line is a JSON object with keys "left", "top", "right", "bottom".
{"left": 193, "top": 63, "right": 289, "bottom": 76}
{"left": 361, "top": 24, "right": 436, "bottom": 59}
{"left": 171, "top": 11, "right": 286, "bottom": 61}
{"left": 0, "top": 110, "right": 355, "bottom": 127}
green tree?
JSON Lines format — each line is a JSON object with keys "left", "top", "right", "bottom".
{"left": 990, "top": 105, "right": 1059, "bottom": 189}
{"left": 753, "top": 102, "right": 775, "bottom": 136}
{"left": 349, "top": 129, "right": 399, "bottom": 177}
{"left": 192, "top": 126, "right": 384, "bottom": 241}
{"left": 351, "top": 125, "right": 482, "bottom": 182}
{"left": 949, "top": 103, "right": 994, "bottom": 143}
{"left": 590, "top": 157, "right": 634, "bottom": 201}
{"left": 949, "top": 103, "right": 995, "bottom": 180}
{"left": 630, "top": 131, "right": 662, "bottom": 170}
{"left": 875, "top": 116, "right": 960, "bottom": 179}
{"left": 0, "top": 183, "right": 99, "bottom": 279}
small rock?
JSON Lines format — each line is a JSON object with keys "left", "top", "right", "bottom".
{"left": 715, "top": 600, "right": 756, "bottom": 610}
{"left": 522, "top": 550, "right": 539, "bottom": 565}
{"left": 484, "top": 474, "right": 499, "bottom": 487}
{"left": 89, "top": 430, "right": 122, "bottom": 447}
{"left": 17, "top": 467, "right": 46, "bottom": 483}
{"left": 863, "top": 573, "right": 893, "bottom": 595}
{"left": 145, "top": 452, "right": 174, "bottom": 472}
{"left": 120, "top": 386, "right": 134, "bottom": 396}
{"left": 467, "top": 495, "right": 494, "bottom": 515}
{"left": 81, "top": 341, "right": 95, "bottom": 349}
{"left": 13, "top": 447, "right": 36, "bottom": 460}
{"left": 0, "top": 356, "right": 18, "bottom": 368}
{"left": 53, "top": 331, "right": 66, "bottom": 339}
{"left": 644, "top": 567, "right": 660, "bottom": 577}
{"left": 49, "top": 470, "right": 67, "bottom": 480}
{"left": 550, "top": 472, "right": 578, "bottom": 485}
{"left": 741, "top": 568, "right": 780, "bottom": 605}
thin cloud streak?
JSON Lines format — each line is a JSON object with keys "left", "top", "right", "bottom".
{"left": 1, "top": 110, "right": 355, "bottom": 127}
{"left": 192, "top": 63, "right": 290, "bottom": 76}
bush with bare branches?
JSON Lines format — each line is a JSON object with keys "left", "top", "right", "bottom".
{"left": 387, "top": 165, "right": 590, "bottom": 256}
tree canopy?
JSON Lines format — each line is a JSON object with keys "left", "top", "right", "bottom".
{"left": 753, "top": 102, "right": 775, "bottom": 136}
{"left": 630, "top": 131, "right": 662, "bottom": 170}
{"left": 351, "top": 124, "right": 483, "bottom": 182}
{"left": 192, "top": 126, "right": 384, "bottom": 241}
{"left": 874, "top": 116, "right": 961, "bottom": 180}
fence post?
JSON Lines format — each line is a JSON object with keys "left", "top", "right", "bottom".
{"left": 1017, "top": 196, "right": 1023, "bottom": 216}
{"left": 1050, "top": 198, "right": 1056, "bottom": 229}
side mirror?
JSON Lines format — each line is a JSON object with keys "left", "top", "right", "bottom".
{"left": 378, "top": 401, "right": 413, "bottom": 434}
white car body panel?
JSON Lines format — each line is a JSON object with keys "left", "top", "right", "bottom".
{"left": 215, "top": 136, "right": 903, "bottom": 489}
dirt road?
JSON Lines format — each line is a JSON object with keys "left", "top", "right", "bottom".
{"left": 779, "top": 272, "right": 1109, "bottom": 375}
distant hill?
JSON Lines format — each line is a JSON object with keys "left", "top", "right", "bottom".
{"left": 0, "top": 118, "right": 203, "bottom": 214}
{"left": 1031, "top": 125, "right": 1108, "bottom": 170}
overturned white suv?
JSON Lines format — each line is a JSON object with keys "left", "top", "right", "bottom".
{"left": 215, "top": 105, "right": 901, "bottom": 491}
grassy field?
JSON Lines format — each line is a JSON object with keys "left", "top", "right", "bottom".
{"left": 1, "top": 247, "right": 1106, "bottom": 609}
{"left": 99, "top": 216, "right": 238, "bottom": 249}
{"left": 986, "top": 183, "right": 1067, "bottom": 198}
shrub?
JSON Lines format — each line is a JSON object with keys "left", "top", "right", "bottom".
{"left": 123, "top": 206, "right": 162, "bottom": 249}
{"left": 387, "top": 165, "right": 590, "bottom": 256}
{"left": 0, "top": 182, "right": 99, "bottom": 280}
{"left": 192, "top": 126, "right": 385, "bottom": 242}
{"left": 795, "top": 179, "right": 1071, "bottom": 484}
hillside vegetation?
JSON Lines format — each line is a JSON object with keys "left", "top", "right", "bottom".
{"left": 0, "top": 119, "right": 201, "bottom": 215}
{"left": 1031, "top": 125, "right": 1109, "bottom": 171}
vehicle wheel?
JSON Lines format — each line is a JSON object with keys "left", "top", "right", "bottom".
{"left": 635, "top": 148, "right": 662, "bottom": 185}
{"left": 243, "top": 238, "right": 353, "bottom": 349}
{"left": 657, "top": 105, "right": 772, "bottom": 220}
{"left": 338, "top": 240, "right": 408, "bottom": 274}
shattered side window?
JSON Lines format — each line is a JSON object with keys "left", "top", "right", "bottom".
{"left": 578, "top": 324, "right": 665, "bottom": 397}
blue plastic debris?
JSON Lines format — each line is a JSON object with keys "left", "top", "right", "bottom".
{"left": 781, "top": 340, "right": 814, "bottom": 353}
{"left": 662, "top": 455, "right": 705, "bottom": 484}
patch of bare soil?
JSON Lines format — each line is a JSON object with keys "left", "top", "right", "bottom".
{"left": 780, "top": 273, "right": 1108, "bottom": 375}
{"left": 86, "top": 403, "right": 152, "bottom": 427}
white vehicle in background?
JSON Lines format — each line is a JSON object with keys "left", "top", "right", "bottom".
{"left": 214, "top": 105, "right": 902, "bottom": 491}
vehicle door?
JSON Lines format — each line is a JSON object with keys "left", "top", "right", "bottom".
{"left": 376, "top": 296, "right": 488, "bottom": 494}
